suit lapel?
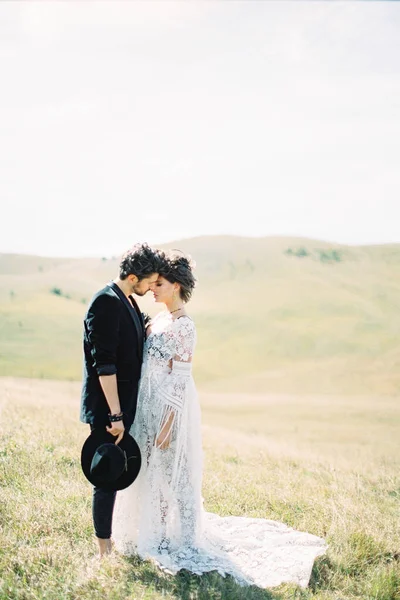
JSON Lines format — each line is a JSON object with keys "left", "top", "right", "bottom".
{"left": 107, "top": 282, "right": 143, "bottom": 353}
{"left": 129, "top": 295, "right": 145, "bottom": 333}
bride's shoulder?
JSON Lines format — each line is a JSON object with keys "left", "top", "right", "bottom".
{"left": 175, "top": 314, "right": 195, "bottom": 324}
{"left": 173, "top": 315, "right": 196, "bottom": 334}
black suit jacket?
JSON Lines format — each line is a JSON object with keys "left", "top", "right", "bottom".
{"left": 80, "top": 282, "right": 144, "bottom": 428}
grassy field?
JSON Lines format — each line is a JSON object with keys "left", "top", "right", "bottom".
{"left": 1, "top": 236, "right": 400, "bottom": 395}
{"left": 0, "top": 377, "right": 399, "bottom": 600}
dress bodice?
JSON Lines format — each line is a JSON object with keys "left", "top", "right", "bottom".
{"left": 143, "top": 312, "right": 196, "bottom": 374}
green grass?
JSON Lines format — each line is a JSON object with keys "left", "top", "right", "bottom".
{"left": 0, "top": 377, "right": 399, "bottom": 599}
{"left": 1, "top": 236, "right": 400, "bottom": 394}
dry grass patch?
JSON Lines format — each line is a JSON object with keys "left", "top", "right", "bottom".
{"left": 0, "top": 377, "right": 399, "bottom": 599}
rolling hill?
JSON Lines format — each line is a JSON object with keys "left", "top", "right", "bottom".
{"left": 1, "top": 235, "right": 400, "bottom": 394}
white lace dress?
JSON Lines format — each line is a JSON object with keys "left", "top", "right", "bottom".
{"left": 113, "top": 311, "right": 327, "bottom": 588}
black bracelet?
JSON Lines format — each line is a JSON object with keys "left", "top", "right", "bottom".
{"left": 109, "top": 412, "right": 124, "bottom": 422}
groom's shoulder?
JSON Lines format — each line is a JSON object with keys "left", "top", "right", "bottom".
{"left": 94, "top": 283, "right": 114, "bottom": 298}
{"left": 88, "top": 284, "right": 120, "bottom": 310}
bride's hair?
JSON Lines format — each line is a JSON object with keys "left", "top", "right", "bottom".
{"left": 161, "top": 250, "right": 197, "bottom": 303}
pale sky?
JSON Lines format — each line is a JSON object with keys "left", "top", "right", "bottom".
{"left": 1, "top": 1, "right": 399, "bottom": 257}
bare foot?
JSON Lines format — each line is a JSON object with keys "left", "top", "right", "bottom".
{"left": 96, "top": 537, "right": 112, "bottom": 558}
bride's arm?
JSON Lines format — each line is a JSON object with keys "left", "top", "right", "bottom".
{"left": 154, "top": 407, "right": 176, "bottom": 450}
{"left": 155, "top": 318, "right": 196, "bottom": 450}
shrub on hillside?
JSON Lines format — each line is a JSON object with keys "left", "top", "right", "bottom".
{"left": 284, "top": 247, "right": 342, "bottom": 263}
{"left": 316, "top": 249, "right": 342, "bottom": 263}
{"left": 285, "top": 247, "right": 309, "bottom": 258}
{"left": 50, "top": 288, "right": 71, "bottom": 300}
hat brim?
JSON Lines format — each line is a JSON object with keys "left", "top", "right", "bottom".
{"left": 81, "top": 428, "right": 141, "bottom": 491}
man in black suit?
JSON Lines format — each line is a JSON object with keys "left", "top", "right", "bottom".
{"left": 81, "top": 243, "right": 165, "bottom": 557}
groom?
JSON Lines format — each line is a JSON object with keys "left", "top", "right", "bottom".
{"left": 80, "top": 242, "right": 165, "bottom": 557}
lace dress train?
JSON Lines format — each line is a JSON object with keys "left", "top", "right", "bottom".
{"left": 113, "top": 312, "right": 327, "bottom": 588}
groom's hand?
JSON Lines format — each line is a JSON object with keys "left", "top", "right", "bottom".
{"left": 106, "top": 421, "right": 125, "bottom": 445}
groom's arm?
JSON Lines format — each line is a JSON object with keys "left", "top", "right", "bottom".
{"left": 86, "top": 294, "right": 124, "bottom": 442}
{"left": 99, "top": 374, "right": 124, "bottom": 444}
{"left": 98, "top": 374, "right": 121, "bottom": 415}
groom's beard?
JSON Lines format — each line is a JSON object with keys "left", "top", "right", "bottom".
{"left": 131, "top": 285, "right": 149, "bottom": 297}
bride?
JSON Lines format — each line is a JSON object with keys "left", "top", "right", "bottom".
{"left": 113, "top": 252, "right": 327, "bottom": 588}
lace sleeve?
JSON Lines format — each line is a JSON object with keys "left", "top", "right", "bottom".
{"left": 155, "top": 318, "right": 196, "bottom": 447}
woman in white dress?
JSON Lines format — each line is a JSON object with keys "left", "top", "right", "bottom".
{"left": 113, "top": 253, "right": 327, "bottom": 589}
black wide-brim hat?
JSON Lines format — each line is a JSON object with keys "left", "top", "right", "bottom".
{"left": 81, "top": 429, "right": 141, "bottom": 491}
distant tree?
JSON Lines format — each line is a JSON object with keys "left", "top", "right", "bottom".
{"left": 9, "top": 290, "right": 15, "bottom": 301}
{"left": 316, "top": 249, "right": 342, "bottom": 263}
{"left": 295, "top": 247, "right": 309, "bottom": 258}
{"left": 38, "top": 265, "right": 43, "bottom": 272}
{"left": 102, "top": 257, "right": 107, "bottom": 262}
{"left": 50, "top": 287, "right": 62, "bottom": 296}
{"left": 285, "top": 247, "right": 310, "bottom": 258}
{"left": 81, "top": 298, "right": 87, "bottom": 305}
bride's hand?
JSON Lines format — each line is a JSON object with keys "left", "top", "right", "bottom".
{"left": 155, "top": 413, "right": 174, "bottom": 450}
{"left": 155, "top": 429, "right": 171, "bottom": 450}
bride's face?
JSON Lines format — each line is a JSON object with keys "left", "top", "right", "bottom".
{"left": 152, "top": 276, "right": 179, "bottom": 304}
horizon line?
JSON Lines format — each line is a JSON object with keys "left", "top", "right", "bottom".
{"left": 1, "top": 233, "right": 400, "bottom": 260}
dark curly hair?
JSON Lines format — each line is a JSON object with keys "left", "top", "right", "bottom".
{"left": 159, "top": 250, "right": 197, "bottom": 303}
{"left": 119, "top": 243, "right": 166, "bottom": 281}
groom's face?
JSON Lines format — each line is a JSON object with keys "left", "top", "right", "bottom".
{"left": 131, "top": 273, "right": 159, "bottom": 297}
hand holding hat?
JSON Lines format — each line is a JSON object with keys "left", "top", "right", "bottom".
{"left": 81, "top": 429, "right": 141, "bottom": 491}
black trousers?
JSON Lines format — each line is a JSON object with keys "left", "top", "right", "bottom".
{"left": 90, "top": 422, "right": 135, "bottom": 540}
{"left": 90, "top": 415, "right": 135, "bottom": 539}
{"left": 92, "top": 484, "right": 116, "bottom": 539}
{"left": 89, "top": 424, "right": 116, "bottom": 539}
